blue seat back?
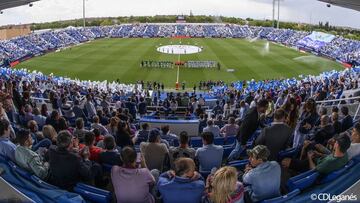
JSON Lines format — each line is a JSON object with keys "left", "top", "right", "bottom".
{"left": 190, "top": 137, "right": 203, "bottom": 148}
{"left": 278, "top": 147, "right": 299, "bottom": 161}
{"left": 214, "top": 137, "right": 225, "bottom": 145}
{"left": 8, "top": 161, "right": 33, "bottom": 180}
{"left": 31, "top": 175, "right": 59, "bottom": 190}
{"left": 228, "top": 159, "right": 249, "bottom": 170}
{"left": 287, "top": 171, "right": 319, "bottom": 191}
{"left": 223, "top": 146, "right": 234, "bottom": 158}
{"left": 225, "top": 136, "right": 236, "bottom": 145}
{"left": 261, "top": 189, "right": 300, "bottom": 203}
{"left": 75, "top": 183, "right": 112, "bottom": 203}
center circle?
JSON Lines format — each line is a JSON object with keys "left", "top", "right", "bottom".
{"left": 157, "top": 45, "right": 202, "bottom": 55}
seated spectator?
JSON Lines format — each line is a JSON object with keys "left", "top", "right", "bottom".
{"left": 169, "top": 131, "right": 196, "bottom": 169}
{"left": 0, "top": 119, "right": 16, "bottom": 161}
{"left": 92, "top": 128, "right": 104, "bottom": 144}
{"left": 58, "top": 117, "right": 73, "bottom": 134}
{"left": 348, "top": 123, "right": 360, "bottom": 159}
{"left": 158, "top": 158, "right": 205, "bottom": 203}
{"left": 15, "top": 129, "right": 49, "bottom": 180}
{"left": 33, "top": 107, "right": 46, "bottom": 128}
{"left": 255, "top": 109, "right": 292, "bottom": 161}
{"left": 112, "top": 147, "right": 155, "bottom": 203}
{"left": 220, "top": 117, "right": 239, "bottom": 138}
{"left": 134, "top": 123, "right": 150, "bottom": 145}
{"left": 79, "top": 131, "right": 103, "bottom": 162}
{"left": 23, "top": 104, "right": 34, "bottom": 123}
{"left": 239, "top": 100, "right": 250, "bottom": 121}
{"left": 203, "top": 120, "right": 220, "bottom": 137}
{"left": 73, "top": 100, "right": 87, "bottom": 121}
{"left": 196, "top": 132, "right": 223, "bottom": 173}
{"left": 212, "top": 100, "right": 223, "bottom": 116}
{"left": 140, "top": 129, "right": 169, "bottom": 171}
{"left": 42, "top": 125, "right": 57, "bottom": 145}
{"left": 91, "top": 115, "right": 109, "bottom": 136}
{"left": 341, "top": 106, "right": 353, "bottom": 132}
{"left": 99, "top": 136, "right": 122, "bottom": 166}
{"left": 214, "top": 115, "right": 225, "bottom": 129}
{"left": 282, "top": 133, "right": 351, "bottom": 175}
{"left": 243, "top": 145, "right": 281, "bottom": 202}
{"left": 203, "top": 166, "right": 244, "bottom": 203}
{"left": 115, "top": 120, "right": 134, "bottom": 148}
{"left": 332, "top": 112, "right": 342, "bottom": 134}
{"left": 161, "top": 125, "right": 179, "bottom": 146}
{"left": 28, "top": 120, "right": 39, "bottom": 141}
{"left": 47, "top": 130, "right": 92, "bottom": 190}
{"left": 45, "top": 110, "right": 60, "bottom": 132}
{"left": 106, "top": 117, "right": 119, "bottom": 136}
{"left": 61, "top": 98, "right": 75, "bottom": 118}
{"left": 73, "top": 118, "right": 89, "bottom": 143}
{"left": 312, "top": 115, "right": 335, "bottom": 145}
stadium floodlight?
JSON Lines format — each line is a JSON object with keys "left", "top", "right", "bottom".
{"left": 83, "top": 0, "right": 86, "bottom": 27}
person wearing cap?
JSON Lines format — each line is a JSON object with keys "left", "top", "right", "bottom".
{"left": 243, "top": 145, "right": 281, "bottom": 202}
{"left": 140, "top": 128, "right": 169, "bottom": 171}
{"left": 282, "top": 133, "right": 350, "bottom": 175}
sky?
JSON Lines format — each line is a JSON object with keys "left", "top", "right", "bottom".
{"left": 0, "top": 0, "right": 360, "bottom": 29}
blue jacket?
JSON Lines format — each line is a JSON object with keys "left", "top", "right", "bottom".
{"left": 158, "top": 172, "right": 205, "bottom": 203}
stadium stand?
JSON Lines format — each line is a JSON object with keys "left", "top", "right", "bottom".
{"left": 1, "top": 23, "right": 360, "bottom": 203}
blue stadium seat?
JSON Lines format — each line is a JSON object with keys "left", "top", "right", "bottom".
{"left": 31, "top": 175, "right": 59, "bottom": 190}
{"left": 228, "top": 159, "right": 249, "bottom": 170}
{"left": 319, "top": 160, "right": 355, "bottom": 184}
{"left": 214, "top": 137, "right": 225, "bottom": 145}
{"left": 352, "top": 154, "right": 360, "bottom": 163}
{"left": 223, "top": 146, "right": 235, "bottom": 159}
{"left": 261, "top": 189, "right": 300, "bottom": 203}
{"left": 190, "top": 137, "right": 203, "bottom": 148}
{"left": 225, "top": 136, "right": 236, "bottom": 145}
{"left": 246, "top": 130, "right": 261, "bottom": 149}
{"left": 287, "top": 170, "right": 319, "bottom": 192}
{"left": 75, "top": 183, "right": 112, "bottom": 203}
{"left": 277, "top": 147, "right": 300, "bottom": 161}
{"left": 74, "top": 187, "right": 108, "bottom": 203}
{"left": 8, "top": 161, "right": 33, "bottom": 180}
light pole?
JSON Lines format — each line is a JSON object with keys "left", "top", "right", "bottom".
{"left": 277, "top": 0, "right": 280, "bottom": 29}
{"left": 272, "top": 0, "right": 276, "bottom": 28}
{"left": 83, "top": 0, "right": 86, "bottom": 27}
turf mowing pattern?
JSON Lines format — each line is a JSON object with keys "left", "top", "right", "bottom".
{"left": 16, "top": 38, "right": 344, "bottom": 88}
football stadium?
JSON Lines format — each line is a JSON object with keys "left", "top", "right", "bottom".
{"left": 0, "top": 0, "right": 360, "bottom": 203}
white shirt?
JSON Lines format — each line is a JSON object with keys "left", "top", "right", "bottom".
{"left": 348, "top": 143, "right": 360, "bottom": 160}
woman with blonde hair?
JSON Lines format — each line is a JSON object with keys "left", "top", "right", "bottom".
{"left": 204, "top": 166, "right": 244, "bottom": 203}
{"left": 42, "top": 125, "right": 58, "bottom": 144}
{"left": 106, "top": 116, "right": 119, "bottom": 136}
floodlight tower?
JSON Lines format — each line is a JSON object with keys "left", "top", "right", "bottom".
{"left": 277, "top": 0, "right": 280, "bottom": 29}
{"left": 83, "top": 0, "right": 86, "bottom": 27}
{"left": 272, "top": 0, "right": 276, "bottom": 27}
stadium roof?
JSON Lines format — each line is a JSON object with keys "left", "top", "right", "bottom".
{"left": 0, "top": 0, "right": 39, "bottom": 11}
{"left": 319, "top": 0, "right": 360, "bottom": 12}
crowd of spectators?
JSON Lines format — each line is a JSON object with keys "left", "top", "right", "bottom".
{"left": 1, "top": 23, "right": 359, "bottom": 64}
{"left": 0, "top": 59, "right": 360, "bottom": 202}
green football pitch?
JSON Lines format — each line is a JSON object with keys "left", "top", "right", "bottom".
{"left": 16, "top": 38, "right": 344, "bottom": 88}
